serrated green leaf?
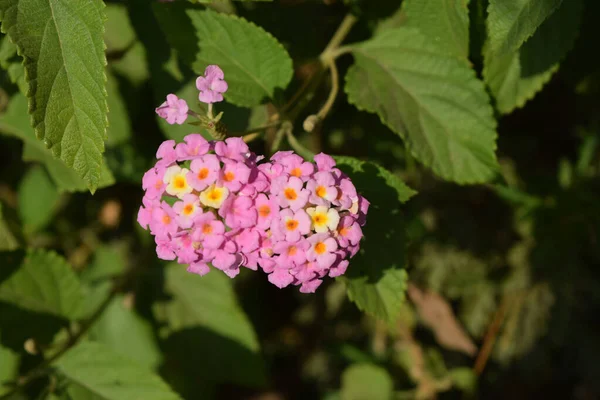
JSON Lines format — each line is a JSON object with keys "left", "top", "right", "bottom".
{"left": 0, "top": 249, "right": 83, "bottom": 320}
{"left": 402, "top": 0, "right": 470, "bottom": 58}
{"left": 153, "top": 4, "right": 293, "bottom": 107}
{"left": 0, "top": 94, "right": 114, "bottom": 192}
{"left": 0, "top": 0, "right": 108, "bottom": 192}
{"left": 18, "top": 165, "right": 59, "bottom": 233}
{"left": 346, "top": 27, "right": 498, "bottom": 184}
{"left": 483, "top": 0, "right": 582, "bottom": 113}
{"left": 487, "top": 0, "right": 563, "bottom": 56}
{"left": 54, "top": 341, "right": 182, "bottom": 400}
{"left": 340, "top": 364, "right": 393, "bottom": 400}
{"left": 336, "top": 160, "right": 409, "bottom": 324}
{"left": 156, "top": 264, "right": 265, "bottom": 387}
{"left": 89, "top": 295, "right": 162, "bottom": 370}
{"left": 334, "top": 156, "right": 416, "bottom": 203}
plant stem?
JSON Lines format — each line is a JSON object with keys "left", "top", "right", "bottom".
{"left": 286, "top": 130, "right": 315, "bottom": 160}
{"left": 321, "top": 14, "right": 357, "bottom": 59}
{"left": 316, "top": 59, "right": 339, "bottom": 121}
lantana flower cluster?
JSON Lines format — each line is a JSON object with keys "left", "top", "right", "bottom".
{"left": 140, "top": 64, "right": 368, "bottom": 292}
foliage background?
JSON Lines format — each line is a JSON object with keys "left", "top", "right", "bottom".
{"left": 1, "top": 0, "right": 600, "bottom": 399}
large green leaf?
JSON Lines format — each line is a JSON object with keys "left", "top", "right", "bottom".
{"left": 0, "top": 35, "right": 25, "bottom": 93}
{"left": 89, "top": 295, "right": 162, "bottom": 370}
{"left": 486, "top": 0, "right": 563, "bottom": 56}
{"left": 0, "top": 332, "right": 19, "bottom": 396}
{"left": 0, "top": 0, "right": 108, "bottom": 192}
{"left": 346, "top": 27, "right": 498, "bottom": 184}
{"left": 0, "top": 94, "right": 114, "bottom": 192}
{"left": 155, "top": 264, "right": 265, "bottom": 388}
{"left": 17, "top": 165, "right": 59, "bottom": 234}
{"left": 340, "top": 364, "right": 393, "bottom": 400}
{"left": 54, "top": 341, "right": 181, "bottom": 400}
{"left": 0, "top": 203, "right": 18, "bottom": 251}
{"left": 335, "top": 158, "right": 410, "bottom": 324}
{"left": 402, "top": 0, "right": 470, "bottom": 58}
{"left": 153, "top": 4, "right": 293, "bottom": 107}
{"left": 483, "top": 0, "right": 582, "bottom": 113}
{"left": 0, "top": 249, "right": 83, "bottom": 320}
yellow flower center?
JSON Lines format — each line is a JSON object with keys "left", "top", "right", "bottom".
{"left": 316, "top": 186, "right": 327, "bottom": 198}
{"left": 174, "top": 176, "right": 186, "bottom": 189}
{"left": 284, "top": 188, "right": 297, "bottom": 200}
{"left": 313, "top": 213, "right": 327, "bottom": 226}
{"left": 208, "top": 190, "right": 222, "bottom": 201}
{"left": 314, "top": 242, "right": 326, "bottom": 255}
{"left": 199, "top": 185, "right": 229, "bottom": 209}
{"left": 290, "top": 167, "right": 302, "bottom": 177}
{"left": 285, "top": 219, "right": 299, "bottom": 231}
{"left": 258, "top": 205, "right": 271, "bottom": 218}
{"left": 198, "top": 168, "right": 209, "bottom": 180}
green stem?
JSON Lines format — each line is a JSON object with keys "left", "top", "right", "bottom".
{"left": 321, "top": 14, "right": 357, "bottom": 59}
{"left": 286, "top": 130, "right": 315, "bottom": 160}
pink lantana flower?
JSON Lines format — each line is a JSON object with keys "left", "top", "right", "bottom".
{"left": 268, "top": 268, "right": 294, "bottom": 289}
{"left": 196, "top": 65, "right": 228, "bottom": 103}
{"left": 307, "top": 233, "right": 338, "bottom": 269}
{"left": 214, "top": 137, "right": 249, "bottom": 161}
{"left": 175, "top": 134, "right": 210, "bottom": 160}
{"left": 173, "top": 194, "right": 202, "bottom": 229}
{"left": 137, "top": 197, "right": 158, "bottom": 230}
{"left": 156, "top": 140, "right": 177, "bottom": 168}
{"left": 174, "top": 232, "right": 198, "bottom": 264}
{"left": 273, "top": 239, "right": 309, "bottom": 268}
{"left": 187, "top": 261, "right": 210, "bottom": 276}
{"left": 219, "top": 195, "right": 257, "bottom": 229}
{"left": 336, "top": 215, "right": 363, "bottom": 248}
{"left": 277, "top": 153, "right": 314, "bottom": 181}
{"left": 150, "top": 202, "right": 178, "bottom": 239}
{"left": 219, "top": 160, "right": 251, "bottom": 192}
{"left": 255, "top": 194, "right": 278, "bottom": 230}
{"left": 306, "top": 171, "right": 338, "bottom": 206}
{"left": 271, "top": 175, "right": 309, "bottom": 211}
{"left": 191, "top": 212, "right": 225, "bottom": 249}
{"left": 271, "top": 208, "right": 311, "bottom": 243}
{"left": 156, "top": 237, "right": 177, "bottom": 260}
{"left": 156, "top": 94, "right": 189, "bottom": 125}
{"left": 189, "top": 154, "right": 220, "bottom": 191}
{"left": 314, "top": 152, "right": 336, "bottom": 172}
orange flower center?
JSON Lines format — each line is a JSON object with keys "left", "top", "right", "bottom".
{"left": 285, "top": 219, "right": 299, "bottom": 231}
{"left": 288, "top": 246, "right": 297, "bottom": 256}
{"left": 202, "top": 223, "right": 213, "bottom": 234}
{"left": 162, "top": 215, "right": 171, "bottom": 224}
{"left": 314, "top": 214, "right": 326, "bottom": 224}
{"left": 339, "top": 227, "right": 349, "bottom": 237}
{"left": 155, "top": 179, "right": 163, "bottom": 189}
{"left": 290, "top": 167, "right": 302, "bottom": 177}
{"left": 198, "top": 168, "right": 209, "bottom": 180}
{"left": 258, "top": 205, "right": 271, "bottom": 218}
{"left": 183, "top": 204, "right": 194, "bottom": 215}
{"left": 174, "top": 176, "right": 186, "bottom": 189}
{"left": 208, "top": 190, "right": 221, "bottom": 201}
{"left": 314, "top": 242, "right": 326, "bottom": 254}
{"left": 224, "top": 171, "right": 235, "bottom": 182}
{"left": 284, "top": 188, "right": 297, "bottom": 200}
{"left": 316, "top": 185, "right": 327, "bottom": 198}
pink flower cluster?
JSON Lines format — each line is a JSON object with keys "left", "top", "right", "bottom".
{"left": 138, "top": 136, "right": 368, "bottom": 292}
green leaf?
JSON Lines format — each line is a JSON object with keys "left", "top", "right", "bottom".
{"left": 0, "top": 35, "right": 25, "bottom": 93}
{"left": 486, "top": 0, "right": 563, "bottom": 56}
{"left": 54, "top": 341, "right": 181, "bottom": 400}
{"left": 0, "top": 0, "right": 108, "bottom": 192}
{"left": 335, "top": 159, "right": 409, "bottom": 324}
{"left": 89, "top": 295, "right": 162, "bottom": 370}
{"left": 0, "top": 203, "right": 19, "bottom": 251}
{"left": 0, "top": 249, "right": 83, "bottom": 320}
{"left": 483, "top": 0, "right": 582, "bottom": 113}
{"left": 81, "top": 245, "right": 126, "bottom": 284}
{"left": 17, "top": 165, "right": 59, "bottom": 234}
{"left": 153, "top": 5, "right": 293, "bottom": 107}
{"left": 0, "top": 333, "right": 19, "bottom": 396}
{"left": 104, "top": 4, "right": 136, "bottom": 54}
{"left": 155, "top": 264, "right": 265, "bottom": 387}
{"left": 340, "top": 364, "right": 393, "bottom": 400}
{"left": 0, "top": 94, "right": 114, "bottom": 192}
{"left": 334, "top": 156, "right": 416, "bottom": 203}
{"left": 106, "top": 72, "right": 132, "bottom": 147}
{"left": 402, "top": 0, "right": 470, "bottom": 58}
{"left": 346, "top": 27, "right": 498, "bottom": 184}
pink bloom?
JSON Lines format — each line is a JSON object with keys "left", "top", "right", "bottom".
{"left": 258, "top": 162, "right": 284, "bottom": 181}
{"left": 255, "top": 194, "right": 278, "bottom": 230}
{"left": 277, "top": 153, "right": 314, "bottom": 181}
{"left": 176, "top": 134, "right": 210, "bottom": 160}
{"left": 273, "top": 239, "right": 309, "bottom": 268}
{"left": 187, "top": 262, "right": 210, "bottom": 276}
{"left": 155, "top": 140, "right": 177, "bottom": 168}
{"left": 258, "top": 257, "right": 276, "bottom": 274}
{"left": 307, "top": 233, "right": 338, "bottom": 269}
{"left": 335, "top": 177, "right": 358, "bottom": 210}
{"left": 196, "top": 65, "right": 228, "bottom": 103}
{"left": 271, "top": 151, "right": 294, "bottom": 162}
{"left": 137, "top": 197, "right": 158, "bottom": 229}
{"left": 314, "top": 153, "right": 336, "bottom": 172}
{"left": 293, "top": 260, "right": 324, "bottom": 283}
{"left": 328, "top": 258, "right": 349, "bottom": 278}
{"left": 234, "top": 228, "right": 260, "bottom": 253}
{"left": 357, "top": 195, "right": 370, "bottom": 226}
{"left": 268, "top": 268, "right": 294, "bottom": 289}
{"left": 156, "top": 237, "right": 176, "bottom": 260}
{"left": 150, "top": 202, "right": 178, "bottom": 238}
{"left": 156, "top": 94, "right": 189, "bottom": 125}
{"left": 210, "top": 249, "right": 244, "bottom": 278}
{"left": 299, "top": 279, "right": 323, "bottom": 293}
{"left": 174, "top": 232, "right": 198, "bottom": 264}
{"left": 219, "top": 160, "right": 251, "bottom": 192}
{"left": 192, "top": 212, "right": 225, "bottom": 249}
{"left": 173, "top": 194, "right": 201, "bottom": 229}
{"left": 219, "top": 195, "right": 257, "bottom": 229}
{"left": 271, "top": 175, "right": 309, "bottom": 211}
{"left": 271, "top": 208, "right": 311, "bottom": 243}
{"left": 189, "top": 154, "right": 220, "bottom": 191}
{"left": 214, "top": 137, "right": 249, "bottom": 161}
{"left": 336, "top": 215, "right": 363, "bottom": 248}
{"left": 306, "top": 171, "right": 338, "bottom": 206}
{"left": 142, "top": 167, "right": 166, "bottom": 199}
